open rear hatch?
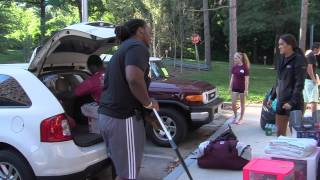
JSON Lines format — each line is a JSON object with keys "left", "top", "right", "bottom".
{"left": 28, "top": 22, "right": 116, "bottom": 75}
{"left": 32, "top": 22, "right": 117, "bottom": 147}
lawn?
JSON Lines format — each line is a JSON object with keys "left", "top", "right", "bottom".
{"left": 171, "top": 61, "right": 275, "bottom": 103}
{"left": 0, "top": 49, "right": 25, "bottom": 64}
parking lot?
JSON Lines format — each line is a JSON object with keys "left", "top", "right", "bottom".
{"left": 96, "top": 109, "right": 230, "bottom": 180}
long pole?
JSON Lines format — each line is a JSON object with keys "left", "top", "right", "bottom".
{"left": 153, "top": 109, "right": 193, "bottom": 180}
{"left": 310, "top": 24, "right": 314, "bottom": 49}
{"left": 299, "top": 0, "right": 309, "bottom": 51}
{"left": 229, "top": 0, "right": 237, "bottom": 76}
{"left": 203, "top": 0, "right": 212, "bottom": 70}
{"left": 81, "top": 0, "right": 88, "bottom": 22}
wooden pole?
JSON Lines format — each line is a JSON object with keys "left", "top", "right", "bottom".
{"left": 229, "top": 0, "right": 237, "bottom": 75}
{"left": 299, "top": 0, "right": 309, "bottom": 52}
{"left": 203, "top": 0, "right": 212, "bottom": 69}
{"left": 179, "top": 0, "right": 184, "bottom": 73}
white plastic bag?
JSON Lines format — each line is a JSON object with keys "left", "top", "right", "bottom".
{"left": 81, "top": 102, "right": 99, "bottom": 134}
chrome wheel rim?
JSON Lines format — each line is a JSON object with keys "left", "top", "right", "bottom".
{"left": 0, "top": 162, "right": 21, "bottom": 180}
{"left": 153, "top": 116, "right": 177, "bottom": 141}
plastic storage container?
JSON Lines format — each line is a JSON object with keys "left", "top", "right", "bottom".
{"left": 243, "top": 158, "right": 295, "bottom": 180}
{"left": 265, "top": 148, "right": 320, "bottom": 180}
{"left": 292, "top": 128, "right": 320, "bottom": 146}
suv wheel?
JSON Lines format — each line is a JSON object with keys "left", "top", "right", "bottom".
{"left": 0, "top": 150, "right": 35, "bottom": 180}
{"left": 146, "top": 108, "right": 187, "bottom": 147}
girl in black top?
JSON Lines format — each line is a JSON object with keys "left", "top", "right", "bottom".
{"left": 268, "top": 34, "right": 307, "bottom": 136}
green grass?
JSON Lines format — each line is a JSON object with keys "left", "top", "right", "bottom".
{"left": 0, "top": 49, "right": 25, "bottom": 64}
{"left": 173, "top": 61, "right": 275, "bottom": 103}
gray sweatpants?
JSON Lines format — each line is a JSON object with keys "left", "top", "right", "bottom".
{"left": 98, "top": 114, "right": 145, "bottom": 179}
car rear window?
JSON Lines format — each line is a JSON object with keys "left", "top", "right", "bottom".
{"left": 0, "top": 74, "right": 32, "bottom": 107}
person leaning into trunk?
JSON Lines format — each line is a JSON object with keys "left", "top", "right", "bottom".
{"left": 98, "top": 19, "right": 159, "bottom": 180}
{"left": 268, "top": 34, "right": 307, "bottom": 136}
{"left": 303, "top": 42, "right": 320, "bottom": 114}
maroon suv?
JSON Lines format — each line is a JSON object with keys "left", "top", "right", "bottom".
{"left": 146, "top": 59, "right": 223, "bottom": 146}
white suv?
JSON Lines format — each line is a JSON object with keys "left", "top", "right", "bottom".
{"left": 0, "top": 22, "right": 116, "bottom": 180}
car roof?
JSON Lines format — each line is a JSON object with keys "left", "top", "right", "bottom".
{"left": 0, "top": 63, "right": 28, "bottom": 69}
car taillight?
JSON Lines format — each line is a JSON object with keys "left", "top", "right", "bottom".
{"left": 40, "top": 114, "right": 72, "bottom": 142}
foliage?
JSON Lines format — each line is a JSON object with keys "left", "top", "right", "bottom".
{"left": 235, "top": 0, "right": 320, "bottom": 64}
{"left": 45, "top": 5, "right": 79, "bottom": 36}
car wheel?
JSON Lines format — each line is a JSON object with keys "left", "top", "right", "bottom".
{"left": 146, "top": 108, "right": 187, "bottom": 147}
{"left": 0, "top": 149, "right": 35, "bottom": 180}
{"left": 190, "top": 125, "right": 202, "bottom": 131}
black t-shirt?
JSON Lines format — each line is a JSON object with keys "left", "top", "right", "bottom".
{"left": 306, "top": 52, "right": 317, "bottom": 79}
{"left": 317, "top": 54, "right": 320, "bottom": 69}
{"left": 99, "top": 38, "right": 150, "bottom": 119}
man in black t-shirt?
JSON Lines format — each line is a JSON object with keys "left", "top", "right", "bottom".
{"left": 98, "top": 19, "right": 159, "bottom": 180}
{"left": 303, "top": 42, "right": 320, "bottom": 113}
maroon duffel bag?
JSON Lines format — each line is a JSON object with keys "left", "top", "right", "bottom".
{"left": 197, "top": 139, "right": 249, "bottom": 170}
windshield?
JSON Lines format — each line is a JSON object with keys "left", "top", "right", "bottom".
{"left": 150, "top": 61, "right": 169, "bottom": 79}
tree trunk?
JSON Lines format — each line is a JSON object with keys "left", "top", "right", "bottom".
{"left": 152, "top": 21, "right": 157, "bottom": 57}
{"left": 253, "top": 38, "right": 257, "bottom": 63}
{"left": 203, "top": 0, "right": 212, "bottom": 69}
{"left": 299, "top": 0, "right": 309, "bottom": 52}
{"left": 229, "top": 0, "right": 237, "bottom": 75}
{"left": 273, "top": 33, "right": 280, "bottom": 69}
{"left": 179, "top": 1, "right": 184, "bottom": 72}
{"left": 40, "top": 0, "right": 46, "bottom": 44}
{"left": 76, "top": 0, "right": 82, "bottom": 22}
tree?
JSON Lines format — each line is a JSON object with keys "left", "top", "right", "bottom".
{"left": 236, "top": 0, "right": 301, "bottom": 64}
{"left": 0, "top": 2, "right": 13, "bottom": 52}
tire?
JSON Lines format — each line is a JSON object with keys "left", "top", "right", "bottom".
{"left": 146, "top": 108, "right": 187, "bottom": 147}
{"left": 190, "top": 125, "right": 202, "bottom": 131}
{"left": 0, "top": 149, "right": 35, "bottom": 180}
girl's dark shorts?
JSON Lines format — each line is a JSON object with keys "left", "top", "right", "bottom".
{"left": 232, "top": 89, "right": 245, "bottom": 93}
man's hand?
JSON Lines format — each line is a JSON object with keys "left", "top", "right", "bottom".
{"left": 144, "top": 99, "right": 159, "bottom": 111}
{"left": 282, "top": 103, "right": 292, "bottom": 110}
{"left": 245, "top": 90, "right": 249, "bottom": 97}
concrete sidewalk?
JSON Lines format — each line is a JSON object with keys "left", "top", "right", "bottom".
{"left": 165, "top": 104, "right": 276, "bottom": 180}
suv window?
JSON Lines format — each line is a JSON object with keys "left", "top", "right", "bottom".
{"left": 0, "top": 74, "right": 32, "bottom": 107}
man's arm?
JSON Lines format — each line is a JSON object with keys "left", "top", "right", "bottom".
{"left": 125, "top": 45, "right": 158, "bottom": 110}
{"left": 307, "top": 64, "right": 317, "bottom": 83}
{"left": 125, "top": 65, "right": 151, "bottom": 107}
{"left": 74, "top": 79, "right": 93, "bottom": 97}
